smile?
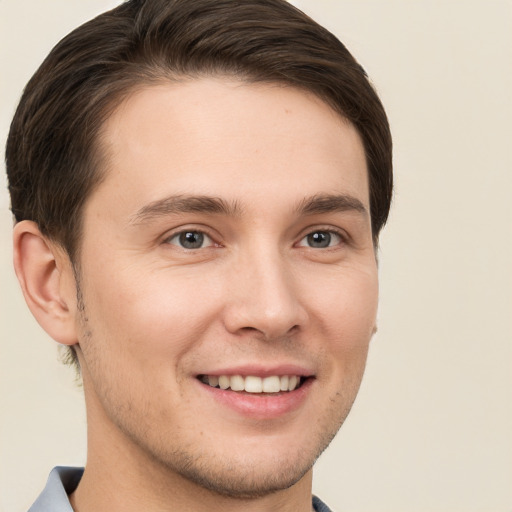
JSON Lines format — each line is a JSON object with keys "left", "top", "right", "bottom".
{"left": 198, "top": 374, "right": 303, "bottom": 393}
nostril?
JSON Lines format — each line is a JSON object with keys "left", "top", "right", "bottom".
{"left": 240, "top": 326, "right": 260, "bottom": 334}
{"left": 237, "top": 324, "right": 300, "bottom": 340}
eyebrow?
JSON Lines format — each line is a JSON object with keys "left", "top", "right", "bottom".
{"left": 130, "top": 192, "right": 367, "bottom": 226}
{"left": 130, "top": 194, "right": 242, "bottom": 225}
{"left": 295, "top": 194, "right": 368, "bottom": 217}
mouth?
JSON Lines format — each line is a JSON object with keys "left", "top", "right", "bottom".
{"left": 197, "top": 374, "right": 308, "bottom": 394}
{"left": 196, "top": 370, "right": 315, "bottom": 418}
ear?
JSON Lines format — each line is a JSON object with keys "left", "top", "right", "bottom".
{"left": 13, "top": 220, "right": 78, "bottom": 346}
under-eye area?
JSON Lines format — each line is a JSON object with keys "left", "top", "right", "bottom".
{"left": 197, "top": 374, "right": 311, "bottom": 394}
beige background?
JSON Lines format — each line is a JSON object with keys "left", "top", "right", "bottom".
{"left": 1, "top": 1, "right": 511, "bottom": 511}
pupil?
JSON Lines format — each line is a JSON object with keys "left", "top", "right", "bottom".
{"left": 308, "top": 231, "right": 330, "bottom": 248}
{"left": 180, "top": 231, "right": 204, "bottom": 249}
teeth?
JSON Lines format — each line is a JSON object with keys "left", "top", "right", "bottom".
{"left": 262, "top": 376, "right": 281, "bottom": 393}
{"left": 245, "top": 375, "right": 263, "bottom": 393}
{"left": 218, "top": 375, "right": 230, "bottom": 390}
{"left": 201, "top": 374, "right": 303, "bottom": 393}
{"left": 230, "top": 375, "right": 245, "bottom": 391}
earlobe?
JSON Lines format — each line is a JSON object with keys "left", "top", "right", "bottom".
{"left": 13, "top": 220, "right": 78, "bottom": 346}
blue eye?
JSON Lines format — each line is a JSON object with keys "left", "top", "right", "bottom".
{"left": 299, "top": 230, "right": 342, "bottom": 248}
{"left": 167, "top": 231, "right": 213, "bottom": 249}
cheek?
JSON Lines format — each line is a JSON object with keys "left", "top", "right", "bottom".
{"left": 307, "top": 264, "right": 378, "bottom": 342}
{"left": 303, "top": 263, "right": 378, "bottom": 389}
{"left": 80, "top": 262, "right": 224, "bottom": 364}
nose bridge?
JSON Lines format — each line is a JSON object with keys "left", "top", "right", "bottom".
{"left": 224, "top": 240, "right": 305, "bottom": 338}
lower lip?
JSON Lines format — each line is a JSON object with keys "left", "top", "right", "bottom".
{"left": 197, "top": 378, "right": 314, "bottom": 419}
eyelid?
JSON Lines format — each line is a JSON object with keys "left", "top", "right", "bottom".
{"left": 295, "top": 226, "right": 349, "bottom": 248}
{"left": 160, "top": 224, "right": 349, "bottom": 249}
{"left": 167, "top": 232, "right": 213, "bottom": 248}
{"left": 162, "top": 225, "right": 221, "bottom": 248}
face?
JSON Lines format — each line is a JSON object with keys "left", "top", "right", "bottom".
{"left": 73, "top": 78, "right": 378, "bottom": 498}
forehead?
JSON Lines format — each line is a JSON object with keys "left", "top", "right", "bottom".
{"left": 91, "top": 78, "right": 369, "bottom": 219}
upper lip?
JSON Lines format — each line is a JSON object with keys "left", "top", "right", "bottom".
{"left": 196, "top": 364, "right": 315, "bottom": 378}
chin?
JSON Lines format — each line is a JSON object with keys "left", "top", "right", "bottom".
{"left": 145, "top": 417, "right": 341, "bottom": 499}
{"left": 164, "top": 451, "right": 315, "bottom": 499}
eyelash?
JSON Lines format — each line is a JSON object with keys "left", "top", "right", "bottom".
{"left": 163, "top": 227, "right": 348, "bottom": 250}
{"left": 296, "top": 228, "right": 347, "bottom": 249}
{"left": 164, "top": 229, "right": 217, "bottom": 250}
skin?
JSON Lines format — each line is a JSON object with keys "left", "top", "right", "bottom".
{"left": 14, "top": 78, "right": 378, "bottom": 512}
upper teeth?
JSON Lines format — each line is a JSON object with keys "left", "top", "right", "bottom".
{"left": 201, "top": 375, "right": 301, "bottom": 393}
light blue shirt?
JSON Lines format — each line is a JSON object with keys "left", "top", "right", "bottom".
{"left": 28, "top": 467, "right": 333, "bottom": 511}
{"left": 28, "top": 467, "right": 82, "bottom": 512}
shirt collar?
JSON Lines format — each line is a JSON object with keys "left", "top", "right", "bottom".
{"left": 28, "top": 466, "right": 332, "bottom": 512}
{"left": 28, "top": 467, "right": 83, "bottom": 512}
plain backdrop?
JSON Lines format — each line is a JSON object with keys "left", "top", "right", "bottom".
{"left": 1, "top": 1, "right": 511, "bottom": 511}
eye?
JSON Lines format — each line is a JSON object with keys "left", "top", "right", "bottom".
{"left": 298, "top": 230, "right": 343, "bottom": 249}
{"left": 166, "top": 230, "right": 214, "bottom": 249}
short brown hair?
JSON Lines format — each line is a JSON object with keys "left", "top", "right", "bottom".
{"left": 6, "top": 0, "right": 392, "bottom": 366}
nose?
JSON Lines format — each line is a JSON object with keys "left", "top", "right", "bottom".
{"left": 222, "top": 247, "right": 308, "bottom": 340}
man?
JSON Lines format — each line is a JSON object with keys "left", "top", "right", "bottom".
{"left": 6, "top": 0, "right": 392, "bottom": 510}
